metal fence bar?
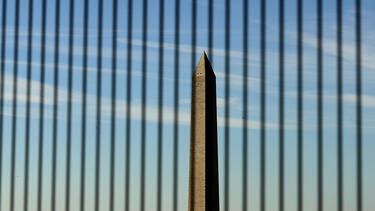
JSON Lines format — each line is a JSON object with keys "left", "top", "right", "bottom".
{"left": 242, "top": 0, "right": 248, "bottom": 210}
{"left": 65, "top": 0, "right": 75, "bottom": 209}
{"left": 336, "top": 0, "right": 343, "bottom": 210}
{"left": 9, "top": 0, "right": 20, "bottom": 210}
{"left": 224, "top": 0, "right": 231, "bottom": 210}
{"left": 172, "top": 0, "right": 180, "bottom": 210}
{"left": 355, "top": 0, "right": 362, "bottom": 210}
{"left": 23, "top": 0, "right": 34, "bottom": 209}
{"left": 297, "top": 0, "right": 304, "bottom": 210}
{"left": 37, "top": 0, "right": 47, "bottom": 210}
{"left": 109, "top": 0, "right": 118, "bottom": 210}
{"left": 94, "top": 0, "right": 103, "bottom": 210}
{"left": 157, "top": 0, "right": 165, "bottom": 209}
{"left": 140, "top": 0, "right": 148, "bottom": 209}
{"left": 279, "top": 0, "right": 285, "bottom": 210}
{"left": 191, "top": 0, "right": 196, "bottom": 74}
{"left": 317, "top": 0, "right": 323, "bottom": 210}
{"left": 260, "top": 0, "right": 266, "bottom": 210}
{"left": 0, "top": 0, "right": 6, "bottom": 207}
{"left": 80, "top": 0, "right": 89, "bottom": 210}
{"left": 124, "top": 0, "right": 133, "bottom": 209}
{"left": 51, "top": 0, "right": 61, "bottom": 210}
{"left": 208, "top": 0, "right": 213, "bottom": 61}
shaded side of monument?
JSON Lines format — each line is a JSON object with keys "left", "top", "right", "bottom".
{"left": 188, "top": 52, "right": 220, "bottom": 211}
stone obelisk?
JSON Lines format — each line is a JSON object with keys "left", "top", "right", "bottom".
{"left": 188, "top": 52, "right": 220, "bottom": 211}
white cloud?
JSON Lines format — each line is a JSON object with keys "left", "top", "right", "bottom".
{"left": 342, "top": 94, "right": 375, "bottom": 108}
{"left": 117, "top": 38, "right": 260, "bottom": 63}
{"left": 1, "top": 72, "right": 279, "bottom": 130}
{"left": 3, "top": 59, "right": 189, "bottom": 84}
{"left": 287, "top": 90, "right": 375, "bottom": 108}
{"left": 300, "top": 28, "right": 375, "bottom": 70}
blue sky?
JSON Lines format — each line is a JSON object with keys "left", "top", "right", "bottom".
{"left": 0, "top": 0, "right": 374, "bottom": 210}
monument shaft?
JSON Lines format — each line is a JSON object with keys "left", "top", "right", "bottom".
{"left": 188, "top": 53, "right": 219, "bottom": 211}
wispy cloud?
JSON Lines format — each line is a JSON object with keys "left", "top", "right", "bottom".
{"left": 302, "top": 34, "right": 375, "bottom": 70}
{"left": 3, "top": 56, "right": 260, "bottom": 91}
{"left": 287, "top": 90, "right": 375, "bottom": 108}
{"left": 117, "top": 38, "right": 260, "bottom": 63}
{"left": 1, "top": 72, "right": 280, "bottom": 130}
{"left": 3, "top": 59, "right": 190, "bottom": 84}
{"left": 338, "top": 94, "right": 375, "bottom": 108}
{"left": 282, "top": 8, "right": 375, "bottom": 71}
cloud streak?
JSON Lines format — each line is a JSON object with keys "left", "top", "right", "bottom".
{"left": 1, "top": 72, "right": 281, "bottom": 130}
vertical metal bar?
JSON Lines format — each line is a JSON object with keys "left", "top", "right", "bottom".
{"left": 189, "top": 5, "right": 197, "bottom": 209}
{"left": 355, "top": 0, "right": 362, "bottom": 210}
{"left": 172, "top": 0, "right": 180, "bottom": 210}
{"left": 242, "top": 0, "right": 248, "bottom": 210}
{"left": 80, "top": 0, "right": 89, "bottom": 210}
{"left": 109, "top": 0, "right": 118, "bottom": 210}
{"left": 297, "top": 0, "right": 303, "bottom": 210}
{"left": 65, "top": 0, "right": 75, "bottom": 210}
{"left": 94, "top": 0, "right": 103, "bottom": 210}
{"left": 140, "top": 0, "right": 148, "bottom": 209}
{"left": 9, "top": 0, "right": 20, "bottom": 210}
{"left": 208, "top": 0, "right": 213, "bottom": 61}
{"left": 317, "top": 0, "right": 323, "bottom": 210}
{"left": 191, "top": 0, "right": 196, "bottom": 74}
{"left": 224, "top": 0, "right": 230, "bottom": 210}
{"left": 157, "top": 0, "right": 164, "bottom": 210}
{"left": 260, "top": 0, "right": 266, "bottom": 210}
{"left": 0, "top": 0, "right": 7, "bottom": 208}
{"left": 279, "top": 0, "right": 284, "bottom": 210}
{"left": 51, "top": 0, "right": 61, "bottom": 210}
{"left": 124, "top": 0, "right": 133, "bottom": 210}
{"left": 336, "top": 0, "right": 343, "bottom": 210}
{"left": 37, "top": 0, "right": 47, "bottom": 210}
{"left": 24, "top": 0, "right": 34, "bottom": 209}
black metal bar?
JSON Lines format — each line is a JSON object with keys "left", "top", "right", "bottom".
{"left": 109, "top": 0, "right": 118, "bottom": 210}
{"left": 37, "top": 0, "right": 47, "bottom": 210}
{"left": 336, "top": 0, "right": 343, "bottom": 210}
{"left": 297, "top": 0, "right": 303, "bottom": 210}
{"left": 355, "top": 0, "right": 362, "bottom": 210}
{"left": 9, "top": 0, "right": 20, "bottom": 209}
{"left": 0, "top": 0, "right": 7, "bottom": 207}
{"left": 24, "top": 0, "right": 34, "bottom": 209}
{"left": 242, "top": 0, "right": 248, "bottom": 210}
{"left": 191, "top": 0, "right": 196, "bottom": 74}
{"left": 279, "top": 0, "right": 284, "bottom": 210}
{"left": 172, "top": 0, "right": 180, "bottom": 210}
{"left": 65, "top": 0, "right": 75, "bottom": 210}
{"left": 224, "top": 0, "right": 230, "bottom": 210}
{"left": 317, "top": 0, "right": 323, "bottom": 210}
{"left": 80, "top": 0, "right": 89, "bottom": 210}
{"left": 208, "top": 0, "right": 213, "bottom": 61}
{"left": 260, "top": 0, "right": 266, "bottom": 210}
{"left": 189, "top": 4, "right": 197, "bottom": 210}
{"left": 157, "top": 0, "right": 164, "bottom": 210}
{"left": 124, "top": 0, "right": 133, "bottom": 209}
{"left": 51, "top": 0, "right": 61, "bottom": 210}
{"left": 140, "top": 0, "right": 148, "bottom": 209}
{"left": 94, "top": 0, "right": 103, "bottom": 210}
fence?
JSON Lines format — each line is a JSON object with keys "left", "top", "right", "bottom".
{"left": 0, "top": 0, "right": 374, "bottom": 210}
